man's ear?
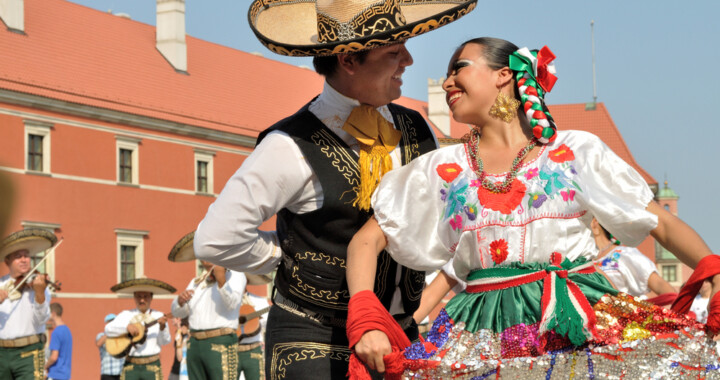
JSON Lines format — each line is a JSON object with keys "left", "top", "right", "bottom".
{"left": 336, "top": 53, "right": 358, "bottom": 76}
{"left": 495, "top": 67, "right": 514, "bottom": 88}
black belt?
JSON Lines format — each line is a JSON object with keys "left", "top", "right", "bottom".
{"left": 272, "top": 290, "right": 414, "bottom": 330}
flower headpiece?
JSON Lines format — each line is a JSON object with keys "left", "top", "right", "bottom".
{"left": 509, "top": 46, "right": 558, "bottom": 144}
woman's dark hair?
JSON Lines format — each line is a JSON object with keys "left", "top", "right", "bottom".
{"left": 312, "top": 50, "right": 370, "bottom": 78}
{"left": 461, "top": 37, "right": 519, "bottom": 71}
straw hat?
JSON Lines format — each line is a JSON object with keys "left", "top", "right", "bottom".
{"left": 110, "top": 278, "right": 176, "bottom": 295}
{"left": 168, "top": 231, "right": 195, "bottom": 263}
{"left": 248, "top": 0, "right": 477, "bottom": 56}
{"left": 168, "top": 231, "right": 272, "bottom": 285}
{"left": 0, "top": 228, "right": 57, "bottom": 262}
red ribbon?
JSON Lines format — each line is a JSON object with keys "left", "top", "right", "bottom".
{"left": 536, "top": 46, "right": 558, "bottom": 93}
{"left": 347, "top": 290, "right": 411, "bottom": 380}
{"left": 670, "top": 254, "right": 720, "bottom": 333}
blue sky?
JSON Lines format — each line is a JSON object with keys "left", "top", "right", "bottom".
{"left": 68, "top": 0, "right": 720, "bottom": 254}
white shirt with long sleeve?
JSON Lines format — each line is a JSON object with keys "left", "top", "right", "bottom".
{"left": 194, "top": 82, "right": 437, "bottom": 314}
{"left": 0, "top": 274, "right": 51, "bottom": 340}
{"left": 171, "top": 270, "right": 246, "bottom": 330}
{"left": 105, "top": 309, "right": 170, "bottom": 357}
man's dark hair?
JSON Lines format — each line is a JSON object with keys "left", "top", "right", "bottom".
{"left": 312, "top": 50, "right": 371, "bottom": 78}
{"left": 50, "top": 302, "right": 63, "bottom": 316}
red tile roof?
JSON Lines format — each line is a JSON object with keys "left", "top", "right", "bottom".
{"left": 0, "top": 0, "right": 654, "bottom": 184}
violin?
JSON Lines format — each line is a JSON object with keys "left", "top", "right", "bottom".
{"left": 2, "top": 270, "right": 62, "bottom": 302}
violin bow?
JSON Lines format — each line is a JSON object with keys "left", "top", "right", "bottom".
{"left": 9, "top": 238, "right": 64, "bottom": 294}
{"left": 193, "top": 265, "right": 216, "bottom": 288}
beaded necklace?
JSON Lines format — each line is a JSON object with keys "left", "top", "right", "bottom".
{"left": 466, "top": 130, "right": 538, "bottom": 194}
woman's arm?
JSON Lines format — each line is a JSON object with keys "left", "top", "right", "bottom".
{"left": 647, "top": 272, "right": 676, "bottom": 295}
{"left": 347, "top": 217, "right": 387, "bottom": 296}
{"left": 647, "top": 202, "right": 720, "bottom": 295}
{"left": 413, "top": 270, "right": 457, "bottom": 323}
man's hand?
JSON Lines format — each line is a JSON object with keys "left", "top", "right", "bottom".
{"left": 127, "top": 323, "right": 141, "bottom": 337}
{"left": 158, "top": 316, "right": 167, "bottom": 330}
{"left": 31, "top": 274, "right": 48, "bottom": 293}
{"left": 354, "top": 330, "right": 391, "bottom": 373}
{"left": 177, "top": 290, "right": 194, "bottom": 307}
{"left": 0, "top": 289, "right": 7, "bottom": 303}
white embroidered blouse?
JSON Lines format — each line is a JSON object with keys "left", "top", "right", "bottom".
{"left": 596, "top": 245, "right": 659, "bottom": 297}
{"left": 372, "top": 130, "right": 659, "bottom": 281}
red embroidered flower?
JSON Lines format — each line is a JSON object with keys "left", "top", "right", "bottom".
{"left": 476, "top": 178, "right": 527, "bottom": 214}
{"left": 489, "top": 239, "right": 509, "bottom": 264}
{"left": 436, "top": 163, "right": 463, "bottom": 183}
{"left": 548, "top": 144, "right": 575, "bottom": 163}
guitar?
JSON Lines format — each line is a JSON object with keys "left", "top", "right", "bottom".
{"left": 237, "top": 304, "right": 270, "bottom": 340}
{"left": 105, "top": 313, "right": 172, "bottom": 359}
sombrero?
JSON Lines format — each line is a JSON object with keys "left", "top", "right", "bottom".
{"left": 169, "top": 231, "right": 273, "bottom": 285}
{"left": 0, "top": 228, "right": 57, "bottom": 262}
{"left": 111, "top": 278, "right": 176, "bottom": 295}
{"left": 168, "top": 231, "right": 195, "bottom": 263}
{"left": 248, "top": 0, "right": 477, "bottom": 57}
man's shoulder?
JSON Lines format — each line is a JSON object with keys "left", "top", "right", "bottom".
{"left": 257, "top": 99, "right": 317, "bottom": 145}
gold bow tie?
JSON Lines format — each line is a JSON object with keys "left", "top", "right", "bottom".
{"left": 342, "top": 105, "right": 401, "bottom": 211}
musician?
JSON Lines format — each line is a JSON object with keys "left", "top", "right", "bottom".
{"left": 0, "top": 228, "right": 57, "bottom": 380}
{"left": 105, "top": 278, "right": 175, "bottom": 380}
{"left": 171, "top": 261, "right": 245, "bottom": 380}
{"left": 236, "top": 289, "right": 269, "bottom": 380}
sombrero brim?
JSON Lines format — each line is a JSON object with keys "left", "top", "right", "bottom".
{"left": 0, "top": 228, "right": 57, "bottom": 262}
{"left": 249, "top": 0, "right": 477, "bottom": 57}
{"left": 111, "top": 278, "right": 176, "bottom": 295}
{"left": 245, "top": 273, "right": 273, "bottom": 285}
{"left": 168, "top": 231, "right": 195, "bottom": 263}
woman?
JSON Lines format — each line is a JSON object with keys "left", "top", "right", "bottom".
{"left": 591, "top": 217, "right": 676, "bottom": 299}
{"left": 346, "top": 37, "right": 719, "bottom": 379}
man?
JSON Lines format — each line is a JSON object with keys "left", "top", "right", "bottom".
{"left": 0, "top": 228, "right": 57, "bottom": 380}
{"left": 171, "top": 261, "right": 245, "bottom": 380}
{"left": 105, "top": 278, "right": 176, "bottom": 380}
{"left": 96, "top": 314, "right": 125, "bottom": 380}
{"left": 194, "top": 1, "right": 477, "bottom": 377}
{"left": 45, "top": 303, "right": 72, "bottom": 380}
{"left": 236, "top": 290, "right": 270, "bottom": 380}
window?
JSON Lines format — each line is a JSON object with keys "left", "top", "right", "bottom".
{"left": 24, "top": 120, "right": 52, "bottom": 173}
{"left": 194, "top": 150, "right": 215, "bottom": 194}
{"left": 115, "top": 229, "right": 147, "bottom": 282}
{"left": 116, "top": 136, "right": 140, "bottom": 185}
{"left": 120, "top": 245, "right": 136, "bottom": 282}
{"left": 661, "top": 264, "right": 677, "bottom": 283}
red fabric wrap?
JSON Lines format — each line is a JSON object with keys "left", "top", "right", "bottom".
{"left": 645, "top": 292, "right": 677, "bottom": 307}
{"left": 670, "top": 254, "right": 720, "bottom": 333}
{"left": 347, "top": 290, "right": 411, "bottom": 380}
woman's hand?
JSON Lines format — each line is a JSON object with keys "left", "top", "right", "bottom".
{"left": 354, "top": 330, "right": 392, "bottom": 373}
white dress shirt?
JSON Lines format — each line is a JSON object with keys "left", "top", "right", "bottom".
{"left": 195, "top": 82, "right": 437, "bottom": 315}
{"left": 171, "top": 270, "right": 246, "bottom": 330}
{"left": 0, "top": 274, "right": 51, "bottom": 340}
{"left": 105, "top": 309, "right": 170, "bottom": 357}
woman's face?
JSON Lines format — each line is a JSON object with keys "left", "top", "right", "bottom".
{"left": 442, "top": 43, "right": 501, "bottom": 125}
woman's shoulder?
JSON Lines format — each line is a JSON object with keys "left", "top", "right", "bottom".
{"left": 553, "top": 129, "right": 604, "bottom": 146}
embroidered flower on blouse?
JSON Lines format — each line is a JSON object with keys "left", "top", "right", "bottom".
{"left": 490, "top": 239, "right": 509, "bottom": 264}
{"left": 436, "top": 163, "right": 463, "bottom": 183}
{"left": 561, "top": 189, "right": 576, "bottom": 202}
{"left": 548, "top": 144, "right": 575, "bottom": 163}
{"left": 449, "top": 214, "right": 463, "bottom": 231}
{"left": 524, "top": 167, "right": 539, "bottom": 180}
{"left": 527, "top": 192, "right": 548, "bottom": 208}
{"left": 463, "top": 204, "right": 478, "bottom": 221}
{"left": 476, "top": 178, "right": 527, "bottom": 215}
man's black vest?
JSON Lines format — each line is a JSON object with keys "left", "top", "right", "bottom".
{"left": 257, "top": 101, "right": 436, "bottom": 320}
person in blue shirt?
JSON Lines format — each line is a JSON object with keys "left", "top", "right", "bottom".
{"left": 46, "top": 302, "right": 72, "bottom": 380}
{"left": 96, "top": 313, "right": 124, "bottom": 380}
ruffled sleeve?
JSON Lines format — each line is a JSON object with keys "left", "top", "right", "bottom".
{"left": 372, "top": 151, "right": 455, "bottom": 272}
{"left": 570, "top": 131, "right": 658, "bottom": 246}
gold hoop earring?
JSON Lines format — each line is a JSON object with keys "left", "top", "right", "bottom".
{"left": 489, "top": 92, "right": 520, "bottom": 123}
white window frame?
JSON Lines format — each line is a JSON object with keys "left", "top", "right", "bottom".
{"left": 116, "top": 136, "right": 141, "bottom": 185}
{"left": 659, "top": 263, "right": 681, "bottom": 287}
{"left": 194, "top": 150, "right": 215, "bottom": 194}
{"left": 24, "top": 120, "right": 53, "bottom": 174}
{"left": 20, "top": 221, "right": 60, "bottom": 291}
{"left": 115, "top": 229, "right": 148, "bottom": 282}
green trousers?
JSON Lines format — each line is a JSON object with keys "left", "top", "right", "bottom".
{"left": 237, "top": 345, "right": 263, "bottom": 380}
{"left": 187, "top": 334, "right": 238, "bottom": 380}
{"left": 0, "top": 342, "right": 45, "bottom": 380}
{"left": 120, "top": 360, "right": 162, "bottom": 380}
